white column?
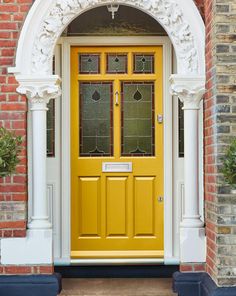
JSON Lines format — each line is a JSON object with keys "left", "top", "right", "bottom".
{"left": 29, "top": 99, "right": 50, "bottom": 229}
{"left": 170, "top": 75, "right": 206, "bottom": 263}
{"left": 17, "top": 76, "right": 61, "bottom": 230}
{"left": 1, "top": 75, "right": 61, "bottom": 265}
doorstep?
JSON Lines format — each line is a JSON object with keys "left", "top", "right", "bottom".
{"left": 60, "top": 278, "right": 176, "bottom": 296}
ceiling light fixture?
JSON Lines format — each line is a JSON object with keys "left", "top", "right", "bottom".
{"left": 107, "top": 4, "right": 120, "bottom": 19}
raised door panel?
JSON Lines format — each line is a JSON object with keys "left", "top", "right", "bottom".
{"left": 78, "top": 177, "right": 101, "bottom": 238}
{"left": 106, "top": 177, "right": 128, "bottom": 237}
{"left": 134, "top": 177, "right": 155, "bottom": 237}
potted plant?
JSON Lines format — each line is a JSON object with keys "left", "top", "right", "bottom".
{"left": 221, "top": 138, "right": 236, "bottom": 194}
{"left": 0, "top": 127, "right": 22, "bottom": 178}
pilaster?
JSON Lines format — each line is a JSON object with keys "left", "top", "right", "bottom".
{"left": 170, "top": 75, "right": 206, "bottom": 263}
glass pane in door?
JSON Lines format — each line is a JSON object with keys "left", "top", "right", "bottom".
{"left": 121, "top": 82, "right": 155, "bottom": 156}
{"left": 79, "top": 54, "right": 100, "bottom": 74}
{"left": 79, "top": 82, "right": 113, "bottom": 156}
{"left": 133, "top": 54, "right": 155, "bottom": 74}
{"left": 106, "top": 54, "right": 127, "bottom": 74}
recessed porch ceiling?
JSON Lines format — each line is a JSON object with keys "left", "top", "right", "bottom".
{"left": 66, "top": 5, "right": 167, "bottom": 36}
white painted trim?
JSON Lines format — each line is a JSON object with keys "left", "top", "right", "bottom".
{"left": 70, "top": 259, "right": 164, "bottom": 265}
{"left": 164, "top": 257, "right": 180, "bottom": 265}
{"left": 61, "top": 40, "right": 71, "bottom": 261}
{"left": 1, "top": 230, "right": 53, "bottom": 265}
{"left": 163, "top": 39, "right": 174, "bottom": 264}
{"left": 199, "top": 100, "right": 204, "bottom": 222}
{"left": 58, "top": 36, "right": 174, "bottom": 265}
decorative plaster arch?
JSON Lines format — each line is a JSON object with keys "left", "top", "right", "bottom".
{"left": 2, "top": 0, "right": 207, "bottom": 267}
{"left": 10, "top": 0, "right": 205, "bottom": 76}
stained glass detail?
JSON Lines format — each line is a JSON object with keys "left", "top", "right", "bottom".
{"left": 80, "top": 82, "right": 113, "bottom": 157}
{"left": 79, "top": 54, "right": 100, "bottom": 74}
{"left": 133, "top": 89, "right": 143, "bottom": 101}
{"left": 107, "top": 54, "right": 127, "bottom": 73}
{"left": 92, "top": 90, "right": 101, "bottom": 101}
{"left": 179, "top": 100, "right": 184, "bottom": 158}
{"left": 133, "top": 54, "right": 155, "bottom": 73}
{"left": 121, "top": 82, "right": 155, "bottom": 156}
{"left": 47, "top": 99, "right": 55, "bottom": 157}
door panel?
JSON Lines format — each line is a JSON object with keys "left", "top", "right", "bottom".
{"left": 134, "top": 177, "right": 155, "bottom": 237}
{"left": 71, "top": 46, "right": 163, "bottom": 259}
{"left": 106, "top": 177, "right": 128, "bottom": 237}
{"left": 78, "top": 177, "right": 101, "bottom": 238}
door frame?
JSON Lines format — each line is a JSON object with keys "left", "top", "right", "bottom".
{"left": 57, "top": 36, "right": 174, "bottom": 265}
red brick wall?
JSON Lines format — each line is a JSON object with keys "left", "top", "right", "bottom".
{"left": 204, "top": 0, "right": 215, "bottom": 280}
{"left": 0, "top": 0, "right": 52, "bottom": 276}
{"left": 194, "top": 0, "right": 205, "bottom": 19}
{"left": 203, "top": 0, "right": 236, "bottom": 286}
{"left": 0, "top": 0, "right": 33, "bottom": 239}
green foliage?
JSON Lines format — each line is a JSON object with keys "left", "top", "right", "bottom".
{"left": 0, "top": 127, "right": 22, "bottom": 178}
{"left": 221, "top": 138, "right": 236, "bottom": 189}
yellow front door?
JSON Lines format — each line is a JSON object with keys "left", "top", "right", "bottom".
{"left": 71, "top": 46, "right": 163, "bottom": 259}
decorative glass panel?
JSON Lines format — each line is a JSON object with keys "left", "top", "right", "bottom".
{"left": 107, "top": 54, "right": 127, "bottom": 74}
{"left": 47, "top": 99, "right": 55, "bottom": 157}
{"left": 179, "top": 100, "right": 184, "bottom": 158}
{"left": 79, "top": 54, "right": 100, "bottom": 74}
{"left": 80, "top": 82, "right": 113, "bottom": 156}
{"left": 133, "top": 54, "right": 154, "bottom": 74}
{"left": 121, "top": 82, "right": 155, "bottom": 156}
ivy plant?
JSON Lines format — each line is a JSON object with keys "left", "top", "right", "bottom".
{"left": 221, "top": 138, "right": 236, "bottom": 190}
{"left": 0, "top": 127, "right": 22, "bottom": 178}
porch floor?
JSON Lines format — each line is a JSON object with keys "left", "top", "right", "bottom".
{"left": 60, "top": 278, "right": 176, "bottom": 295}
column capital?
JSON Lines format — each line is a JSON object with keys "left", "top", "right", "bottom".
{"left": 16, "top": 75, "right": 61, "bottom": 110}
{"left": 170, "top": 75, "right": 205, "bottom": 110}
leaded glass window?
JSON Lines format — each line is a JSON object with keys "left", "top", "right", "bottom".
{"left": 47, "top": 56, "right": 56, "bottom": 157}
{"left": 179, "top": 100, "right": 184, "bottom": 158}
{"left": 47, "top": 99, "right": 55, "bottom": 157}
{"left": 133, "top": 54, "right": 154, "bottom": 74}
{"left": 106, "top": 54, "right": 127, "bottom": 74}
{"left": 79, "top": 54, "right": 100, "bottom": 74}
{"left": 121, "top": 82, "right": 155, "bottom": 156}
{"left": 79, "top": 82, "right": 113, "bottom": 156}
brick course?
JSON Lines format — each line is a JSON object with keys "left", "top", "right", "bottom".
{"left": 204, "top": 0, "right": 236, "bottom": 287}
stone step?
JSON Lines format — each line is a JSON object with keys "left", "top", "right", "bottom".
{"left": 60, "top": 278, "right": 176, "bottom": 296}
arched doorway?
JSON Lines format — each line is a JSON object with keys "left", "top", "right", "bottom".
{"left": 3, "top": 0, "right": 206, "bottom": 268}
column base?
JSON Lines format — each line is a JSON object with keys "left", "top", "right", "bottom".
{"left": 173, "top": 272, "right": 236, "bottom": 296}
{"left": 180, "top": 216, "right": 204, "bottom": 228}
{"left": 180, "top": 228, "right": 206, "bottom": 262}
{"left": 0, "top": 274, "right": 61, "bottom": 296}
{"left": 28, "top": 218, "right": 52, "bottom": 229}
{"left": 1, "top": 229, "right": 53, "bottom": 265}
